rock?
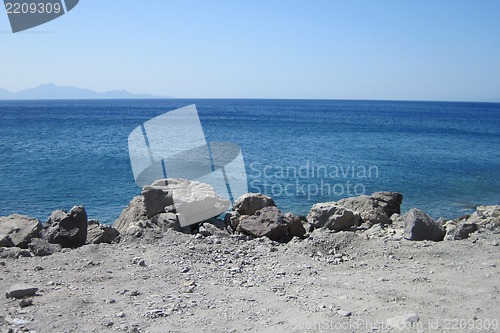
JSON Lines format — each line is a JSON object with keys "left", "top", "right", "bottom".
{"left": 233, "top": 193, "right": 276, "bottom": 216}
{"left": 0, "top": 247, "right": 32, "bottom": 259}
{"left": 337, "top": 310, "right": 352, "bottom": 317}
{"left": 86, "top": 221, "right": 120, "bottom": 244}
{"left": 19, "top": 298, "right": 33, "bottom": 307}
{"left": 466, "top": 205, "right": 500, "bottom": 230}
{"left": 225, "top": 211, "right": 247, "bottom": 230}
{"left": 112, "top": 196, "right": 147, "bottom": 234}
{"left": 5, "top": 284, "right": 38, "bottom": 299}
{"left": 198, "top": 218, "right": 229, "bottom": 237}
{"left": 237, "top": 206, "right": 289, "bottom": 241}
{"left": 132, "top": 257, "right": 146, "bottom": 267}
{"left": 43, "top": 206, "right": 88, "bottom": 248}
{"left": 335, "top": 192, "right": 402, "bottom": 226}
{"left": 283, "top": 213, "right": 306, "bottom": 238}
{"left": 28, "top": 238, "right": 61, "bottom": 256}
{"left": 11, "top": 318, "right": 30, "bottom": 326}
{"left": 403, "top": 208, "right": 445, "bottom": 241}
{"left": 307, "top": 203, "right": 361, "bottom": 231}
{"left": 150, "top": 213, "right": 183, "bottom": 232}
{"left": 148, "top": 179, "right": 230, "bottom": 227}
{"left": 446, "top": 223, "right": 478, "bottom": 240}
{"left": 369, "top": 191, "right": 403, "bottom": 216}
{"left": 0, "top": 234, "right": 15, "bottom": 247}
{"left": 0, "top": 214, "right": 42, "bottom": 248}
{"left": 115, "top": 179, "right": 230, "bottom": 237}
{"left": 390, "top": 213, "right": 403, "bottom": 226}
{"left": 386, "top": 313, "right": 419, "bottom": 330}
{"left": 142, "top": 185, "right": 174, "bottom": 218}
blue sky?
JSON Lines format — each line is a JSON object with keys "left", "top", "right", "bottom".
{"left": 1, "top": 0, "right": 499, "bottom": 101}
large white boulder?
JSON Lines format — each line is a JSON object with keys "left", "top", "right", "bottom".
{"left": 149, "top": 179, "right": 230, "bottom": 227}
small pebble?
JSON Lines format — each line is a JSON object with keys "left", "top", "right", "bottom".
{"left": 19, "top": 298, "right": 33, "bottom": 308}
{"left": 337, "top": 310, "right": 352, "bottom": 317}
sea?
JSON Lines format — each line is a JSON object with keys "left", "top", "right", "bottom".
{"left": 0, "top": 99, "right": 499, "bottom": 224}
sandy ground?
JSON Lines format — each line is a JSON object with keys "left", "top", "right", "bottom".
{"left": 1, "top": 227, "right": 499, "bottom": 333}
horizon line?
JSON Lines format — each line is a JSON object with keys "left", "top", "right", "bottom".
{"left": 0, "top": 97, "right": 499, "bottom": 104}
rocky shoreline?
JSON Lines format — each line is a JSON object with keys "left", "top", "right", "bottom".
{"left": 1, "top": 179, "right": 499, "bottom": 333}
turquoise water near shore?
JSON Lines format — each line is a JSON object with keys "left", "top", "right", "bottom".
{"left": 0, "top": 99, "right": 499, "bottom": 224}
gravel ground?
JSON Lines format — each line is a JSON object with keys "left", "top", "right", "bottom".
{"left": 1, "top": 227, "right": 499, "bottom": 333}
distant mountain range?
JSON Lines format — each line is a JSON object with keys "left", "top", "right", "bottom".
{"left": 0, "top": 84, "right": 169, "bottom": 100}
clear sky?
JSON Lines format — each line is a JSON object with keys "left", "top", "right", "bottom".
{"left": 1, "top": 0, "right": 499, "bottom": 101}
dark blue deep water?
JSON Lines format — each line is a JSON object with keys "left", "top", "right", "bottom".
{"left": 0, "top": 99, "right": 499, "bottom": 224}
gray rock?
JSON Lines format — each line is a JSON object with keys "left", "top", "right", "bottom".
{"left": 225, "top": 211, "right": 245, "bottom": 230}
{"left": 307, "top": 203, "right": 361, "bottom": 231}
{"left": 28, "top": 238, "right": 61, "bottom": 256}
{"left": 132, "top": 257, "right": 146, "bottom": 266}
{"left": 335, "top": 191, "right": 402, "bottom": 226}
{"left": 43, "top": 206, "right": 88, "bottom": 248}
{"left": 0, "top": 234, "right": 15, "bottom": 247}
{"left": 150, "top": 213, "right": 184, "bottom": 232}
{"left": 142, "top": 185, "right": 174, "bottom": 218}
{"left": 369, "top": 191, "right": 403, "bottom": 216}
{"left": 112, "top": 196, "right": 147, "bottom": 234}
{"left": 148, "top": 178, "right": 230, "bottom": 227}
{"left": 283, "top": 212, "right": 306, "bottom": 238}
{"left": 199, "top": 218, "right": 229, "bottom": 237}
{"left": 5, "top": 284, "right": 38, "bottom": 299}
{"left": 337, "top": 310, "right": 352, "bottom": 317}
{"left": 237, "top": 206, "right": 289, "bottom": 241}
{"left": 86, "top": 221, "right": 120, "bottom": 244}
{"left": 0, "top": 214, "right": 42, "bottom": 248}
{"left": 446, "top": 223, "right": 478, "bottom": 240}
{"left": 403, "top": 208, "right": 445, "bottom": 241}
{"left": 19, "top": 298, "right": 33, "bottom": 307}
{"left": 390, "top": 213, "right": 404, "bottom": 227}
{"left": 233, "top": 193, "right": 276, "bottom": 216}
{"left": 466, "top": 205, "right": 500, "bottom": 230}
{"left": 0, "top": 247, "right": 31, "bottom": 259}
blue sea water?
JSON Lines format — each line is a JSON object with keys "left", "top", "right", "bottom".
{"left": 0, "top": 99, "right": 499, "bottom": 224}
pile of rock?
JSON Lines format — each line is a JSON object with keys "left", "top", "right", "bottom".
{"left": 112, "top": 178, "right": 231, "bottom": 239}
{"left": 2, "top": 177, "right": 498, "bottom": 254}
{"left": 441, "top": 205, "right": 499, "bottom": 241}
{"left": 306, "top": 192, "right": 403, "bottom": 231}
{"left": 225, "top": 193, "right": 306, "bottom": 242}
{"left": 113, "top": 185, "right": 306, "bottom": 243}
{"left": 1, "top": 205, "right": 120, "bottom": 258}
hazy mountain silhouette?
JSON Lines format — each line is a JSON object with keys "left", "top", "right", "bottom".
{"left": 0, "top": 84, "right": 169, "bottom": 100}
{"left": 0, "top": 88, "right": 12, "bottom": 99}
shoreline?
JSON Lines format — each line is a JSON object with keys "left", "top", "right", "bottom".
{"left": 1, "top": 181, "right": 499, "bottom": 332}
